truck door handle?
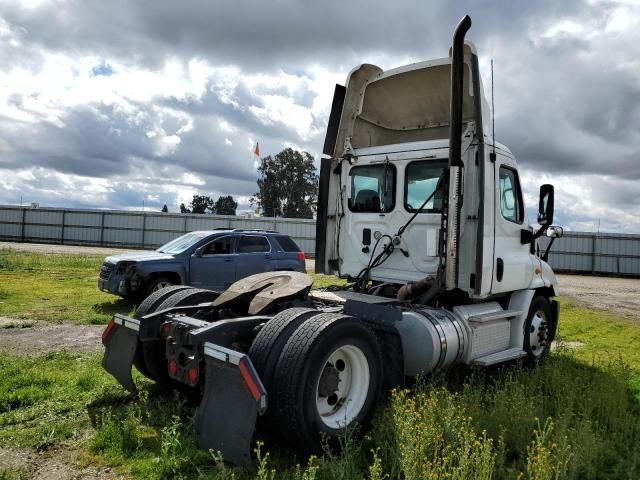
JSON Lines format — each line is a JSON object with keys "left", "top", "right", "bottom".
{"left": 224, "top": 258, "right": 233, "bottom": 262}
{"left": 496, "top": 258, "right": 504, "bottom": 281}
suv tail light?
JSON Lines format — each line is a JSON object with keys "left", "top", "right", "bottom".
{"left": 297, "top": 251, "right": 305, "bottom": 261}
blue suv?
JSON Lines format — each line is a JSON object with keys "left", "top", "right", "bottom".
{"left": 98, "top": 229, "right": 306, "bottom": 299}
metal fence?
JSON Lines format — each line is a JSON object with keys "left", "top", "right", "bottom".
{"left": 538, "top": 231, "right": 640, "bottom": 277}
{"left": 0, "top": 205, "right": 316, "bottom": 255}
{"left": 1, "top": 205, "right": 640, "bottom": 276}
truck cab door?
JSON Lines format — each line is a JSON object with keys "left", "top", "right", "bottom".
{"left": 491, "top": 159, "right": 534, "bottom": 294}
{"left": 189, "top": 236, "right": 237, "bottom": 291}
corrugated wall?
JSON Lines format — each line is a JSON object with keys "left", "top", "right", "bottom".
{"left": 0, "top": 205, "right": 316, "bottom": 255}
{"left": 538, "top": 231, "right": 640, "bottom": 276}
{"left": 2, "top": 204, "right": 640, "bottom": 276}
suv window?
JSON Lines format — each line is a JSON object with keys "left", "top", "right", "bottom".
{"left": 203, "top": 236, "right": 233, "bottom": 255}
{"left": 275, "top": 235, "right": 301, "bottom": 252}
{"left": 349, "top": 163, "right": 396, "bottom": 213}
{"left": 404, "top": 159, "right": 447, "bottom": 213}
{"left": 238, "top": 236, "right": 270, "bottom": 253}
{"left": 499, "top": 166, "right": 524, "bottom": 223}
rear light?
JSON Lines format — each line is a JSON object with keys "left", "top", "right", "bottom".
{"left": 161, "top": 322, "right": 172, "bottom": 336}
{"left": 187, "top": 366, "right": 199, "bottom": 384}
{"left": 168, "top": 359, "right": 178, "bottom": 376}
{"left": 101, "top": 319, "right": 115, "bottom": 344}
{"left": 297, "top": 251, "right": 305, "bottom": 261}
{"left": 238, "top": 358, "right": 262, "bottom": 402}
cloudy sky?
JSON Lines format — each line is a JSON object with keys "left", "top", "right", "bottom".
{"left": 0, "top": 0, "right": 638, "bottom": 233}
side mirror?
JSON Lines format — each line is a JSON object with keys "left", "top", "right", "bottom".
{"left": 193, "top": 246, "right": 205, "bottom": 257}
{"left": 546, "top": 226, "right": 563, "bottom": 238}
{"left": 537, "top": 184, "right": 554, "bottom": 226}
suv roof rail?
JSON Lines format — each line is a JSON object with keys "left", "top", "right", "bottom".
{"left": 228, "top": 228, "right": 279, "bottom": 233}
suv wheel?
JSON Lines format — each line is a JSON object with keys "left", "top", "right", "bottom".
{"left": 147, "top": 276, "right": 177, "bottom": 295}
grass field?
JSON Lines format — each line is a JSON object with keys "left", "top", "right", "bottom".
{"left": 0, "top": 249, "right": 346, "bottom": 325}
{"left": 1, "top": 248, "right": 639, "bottom": 479}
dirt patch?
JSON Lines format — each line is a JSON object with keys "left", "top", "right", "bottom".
{"left": 0, "top": 320, "right": 104, "bottom": 356}
{"left": 0, "top": 447, "right": 122, "bottom": 480}
{"left": 557, "top": 274, "right": 640, "bottom": 320}
{"left": 551, "top": 340, "right": 585, "bottom": 351}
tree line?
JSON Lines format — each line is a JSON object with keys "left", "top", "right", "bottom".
{"left": 163, "top": 147, "right": 318, "bottom": 219}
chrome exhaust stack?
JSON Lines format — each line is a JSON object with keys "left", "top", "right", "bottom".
{"left": 445, "top": 15, "right": 472, "bottom": 290}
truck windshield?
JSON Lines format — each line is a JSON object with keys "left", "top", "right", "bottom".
{"left": 157, "top": 232, "right": 210, "bottom": 254}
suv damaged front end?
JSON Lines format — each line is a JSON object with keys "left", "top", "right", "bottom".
{"left": 99, "top": 260, "right": 142, "bottom": 297}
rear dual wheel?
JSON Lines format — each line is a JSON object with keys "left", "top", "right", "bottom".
{"left": 133, "top": 285, "right": 191, "bottom": 377}
{"left": 258, "top": 312, "right": 382, "bottom": 450}
{"left": 133, "top": 287, "right": 218, "bottom": 386}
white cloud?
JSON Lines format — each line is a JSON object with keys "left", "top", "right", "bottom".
{"left": 0, "top": 0, "right": 638, "bottom": 235}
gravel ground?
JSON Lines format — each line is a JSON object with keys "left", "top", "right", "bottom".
{"left": 0, "top": 241, "right": 137, "bottom": 256}
{"left": 0, "top": 446, "right": 121, "bottom": 480}
{"left": 557, "top": 273, "right": 640, "bottom": 320}
{"left": 0, "top": 318, "right": 105, "bottom": 356}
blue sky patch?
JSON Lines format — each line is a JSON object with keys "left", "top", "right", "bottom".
{"left": 91, "top": 62, "right": 114, "bottom": 77}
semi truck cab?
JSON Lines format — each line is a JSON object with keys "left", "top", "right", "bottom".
{"left": 316, "top": 37, "right": 561, "bottom": 302}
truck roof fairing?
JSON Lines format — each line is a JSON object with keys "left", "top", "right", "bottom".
{"left": 332, "top": 42, "right": 491, "bottom": 157}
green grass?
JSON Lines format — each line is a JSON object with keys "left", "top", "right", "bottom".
{"left": 1, "top": 349, "right": 638, "bottom": 479}
{"left": 0, "top": 249, "right": 340, "bottom": 324}
{"left": 1, "top": 249, "right": 640, "bottom": 478}
{"left": 0, "top": 249, "right": 132, "bottom": 324}
{"left": 558, "top": 298, "right": 640, "bottom": 369}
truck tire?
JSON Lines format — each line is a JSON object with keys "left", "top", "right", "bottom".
{"left": 248, "top": 308, "right": 320, "bottom": 394}
{"left": 142, "top": 288, "right": 218, "bottom": 385}
{"left": 132, "top": 285, "right": 192, "bottom": 378}
{"left": 270, "top": 313, "right": 383, "bottom": 450}
{"left": 523, "top": 295, "right": 552, "bottom": 362}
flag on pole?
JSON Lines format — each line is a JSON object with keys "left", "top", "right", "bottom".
{"left": 253, "top": 142, "right": 260, "bottom": 157}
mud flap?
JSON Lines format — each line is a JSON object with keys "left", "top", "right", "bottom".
{"left": 196, "top": 343, "right": 267, "bottom": 467}
{"left": 102, "top": 314, "right": 141, "bottom": 395}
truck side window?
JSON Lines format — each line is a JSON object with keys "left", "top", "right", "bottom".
{"left": 499, "top": 166, "right": 523, "bottom": 224}
{"left": 349, "top": 164, "right": 396, "bottom": 213}
{"left": 404, "top": 159, "right": 447, "bottom": 213}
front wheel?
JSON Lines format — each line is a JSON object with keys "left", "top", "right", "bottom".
{"left": 270, "top": 313, "right": 382, "bottom": 450}
{"left": 523, "top": 295, "right": 552, "bottom": 362}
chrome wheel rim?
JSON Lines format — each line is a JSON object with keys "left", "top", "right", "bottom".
{"left": 152, "top": 281, "right": 172, "bottom": 292}
{"left": 529, "top": 310, "right": 549, "bottom": 357}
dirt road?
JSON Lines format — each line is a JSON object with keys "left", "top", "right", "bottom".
{"left": 0, "top": 241, "right": 136, "bottom": 256}
{"left": 557, "top": 274, "right": 640, "bottom": 320}
{"left": 0, "top": 318, "right": 105, "bottom": 356}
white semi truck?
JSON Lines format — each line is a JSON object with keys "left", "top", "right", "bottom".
{"left": 101, "top": 15, "right": 563, "bottom": 466}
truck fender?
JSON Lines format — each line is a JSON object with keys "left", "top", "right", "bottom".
{"left": 528, "top": 258, "right": 559, "bottom": 296}
{"left": 507, "top": 289, "right": 536, "bottom": 350}
{"left": 343, "top": 300, "right": 405, "bottom": 389}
